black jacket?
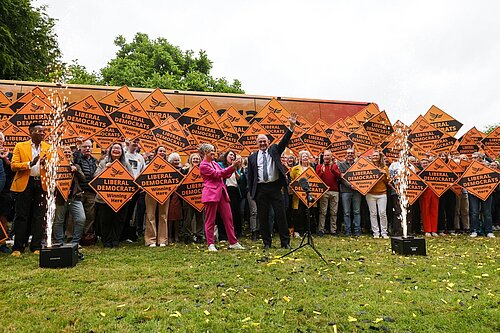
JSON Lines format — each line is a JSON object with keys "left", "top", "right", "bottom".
{"left": 247, "top": 128, "right": 293, "bottom": 199}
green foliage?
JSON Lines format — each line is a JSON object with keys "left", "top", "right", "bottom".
{"left": 91, "top": 33, "right": 244, "bottom": 93}
{"left": 64, "top": 60, "right": 101, "bottom": 85}
{"left": 2, "top": 236, "right": 499, "bottom": 332}
{"left": 0, "top": 0, "right": 62, "bottom": 81}
{"left": 484, "top": 123, "right": 499, "bottom": 134}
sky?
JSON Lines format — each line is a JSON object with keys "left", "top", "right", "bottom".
{"left": 36, "top": 0, "right": 500, "bottom": 136}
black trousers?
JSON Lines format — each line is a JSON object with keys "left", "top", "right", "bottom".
{"left": 438, "top": 189, "right": 456, "bottom": 232}
{"left": 96, "top": 202, "right": 129, "bottom": 247}
{"left": 255, "top": 181, "right": 290, "bottom": 247}
{"left": 227, "top": 186, "right": 242, "bottom": 237}
{"left": 12, "top": 177, "right": 47, "bottom": 252}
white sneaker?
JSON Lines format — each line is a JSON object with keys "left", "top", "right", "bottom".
{"left": 424, "top": 232, "right": 432, "bottom": 237}
{"left": 148, "top": 243, "right": 156, "bottom": 247}
{"left": 208, "top": 244, "right": 218, "bottom": 252}
{"left": 159, "top": 243, "right": 166, "bottom": 247}
{"left": 229, "top": 242, "right": 245, "bottom": 250}
{"left": 294, "top": 232, "right": 301, "bottom": 238}
{"left": 431, "top": 232, "right": 438, "bottom": 237}
{"left": 470, "top": 232, "right": 478, "bottom": 238}
{"left": 486, "top": 233, "right": 495, "bottom": 238}
{"left": 373, "top": 235, "right": 380, "bottom": 239}
{"left": 382, "top": 235, "right": 389, "bottom": 239}
{"left": 438, "top": 232, "right": 446, "bottom": 236}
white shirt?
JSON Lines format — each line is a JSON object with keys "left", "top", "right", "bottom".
{"left": 125, "top": 151, "right": 146, "bottom": 178}
{"left": 30, "top": 141, "right": 41, "bottom": 177}
{"left": 226, "top": 171, "right": 238, "bottom": 187}
{"left": 257, "top": 149, "right": 279, "bottom": 183}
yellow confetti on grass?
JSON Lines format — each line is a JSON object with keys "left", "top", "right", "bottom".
{"left": 116, "top": 304, "right": 126, "bottom": 308}
{"left": 283, "top": 296, "right": 292, "bottom": 302}
{"left": 373, "top": 318, "right": 383, "bottom": 323}
{"left": 143, "top": 305, "right": 151, "bottom": 312}
{"left": 348, "top": 316, "right": 357, "bottom": 322}
{"left": 313, "top": 311, "right": 322, "bottom": 315}
{"left": 241, "top": 317, "right": 251, "bottom": 322}
{"left": 170, "top": 311, "right": 182, "bottom": 317}
{"left": 99, "top": 312, "right": 106, "bottom": 317}
{"left": 440, "top": 299, "right": 448, "bottom": 304}
{"left": 204, "top": 310, "right": 210, "bottom": 316}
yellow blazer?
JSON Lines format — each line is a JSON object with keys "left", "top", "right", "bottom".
{"left": 11, "top": 140, "right": 51, "bottom": 192}
{"left": 289, "top": 164, "right": 317, "bottom": 210}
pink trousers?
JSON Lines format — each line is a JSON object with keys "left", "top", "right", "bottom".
{"left": 204, "top": 199, "right": 238, "bottom": 246}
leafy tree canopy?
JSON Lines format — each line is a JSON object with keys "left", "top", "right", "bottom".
{"left": 65, "top": 33, "right": 244, "bottom": 94}
{"left": 0, "top": 0, "right": 62, "bottom": 81}
{"left": 484, "top": 123, "right": 499, "bottom": 134}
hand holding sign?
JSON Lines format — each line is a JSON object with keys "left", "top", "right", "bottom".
{"left": 289, "top": 112, "right": 298, "bottom": 130}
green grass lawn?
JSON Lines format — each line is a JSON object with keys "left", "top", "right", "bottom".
{"left": 2, "top": 235, "right": 499, "bottom": 333}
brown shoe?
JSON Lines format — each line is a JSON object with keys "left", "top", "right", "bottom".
{"left": 11, "top": 250, "right": 21, "bottom": 257}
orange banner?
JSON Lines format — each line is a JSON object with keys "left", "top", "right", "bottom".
{"left": 342, "top": 157, "right": 384, "bottom": 195}
{"left": 56, "top": 148, "right": 74, "bottom": 201}
{"left": 301, "top": 122, "right": 331, "bottom": 157}
{"left": 423, "top": 105, "right": 463, "bottom": 136}
{"left": 349, "top": 127, "right": 372, "bottom": 155}
{"left": 134, "top": 130, "right": 159, "bottom": 153}
{"left": 176, "top": 166, "right": 204, "bottom": 212}
{"left": 363, "top": 111, "right": 394, "bottom": 145}
{"left": 9, "top": 87, "right": 49, "bottom": 112}
{"left": 141, "top": 88, "right": 181, "bottom": 126}
{"left": 90, "top": 160, "right": 139, "bottom": 212}
{"left": 328, "top": 130, "right": 353, "bottom": 161}
{"left": 458, "top": 161, "right": 500, "bottom": 201}
{"left": 0, "top": 91, "right": 13, "bottom": 121}
{"left": 152, "top": 117, "right": 190, "bottom": 153}
{"left": 1, "top": 124, "right": 31, "bottom": 150}
{"left": 178, "top": 98, "right": 216, "bottom": 127}
{"left": 109, "top": 99, "right": 155, "bottom": 139}
{"left": 288, "top": 125, "right": 307, "bottom": 155}
{"left": 259, "top": 112, "right": 288, "bottom": 142}
{"left": 219, "top": 106, "right": 250, "bottom": 135}
{"left": 64, "top": 95, "right": 111, "bottom": 139}
{"left": 216, "top": 118, "right": 240, "bottom": 153}
{"left": 8, "top": 96, "right": 53, "bottom": 135}
{"left": 98, "top": 86, "right": 134, "bottom": 113}
{"left": 135, "top": 155, "right": 184, "bottom": 204}
{"left": 253, "top": 98, "right": 290, "bottom": 123}
{"left": 238, "top": 121, "right": 274, "bottom": 153}
{"left": 418, "top": 158, "right": 457, "bottom": 197}
{"left": 289, "top": 167, "right": 328, "bottom": 207}
{"left": 354, "top": 103, "right": 379, "bottom": 124}
{"left": 92, "top": 124, "right": 124, "bottom": 150}
{"left": 407, "top": 117, "right": 444, "bottom": 152}
{"left": 188, "top": 113, "right": 224, "bottom": 145}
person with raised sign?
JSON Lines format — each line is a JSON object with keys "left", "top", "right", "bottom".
{"left": 469, "top": 153, "right": 496, "bottom": 238}
{"left": 198, "top": 143, "right": 245, "bottom": 252}
{"left": 144, "top": 146, "right": 170, "bottom": 247}
{"left": 247, "top": 113, "right": 297, "bottom": 250}
{"left": 453, "top": 155, "right": 470, "bottom": 234}
{"left": 289, "top": 150, "right": 316, "bottom": 238}
{"left": 0, "top": 131, "right": 14, "bottom": 254}
{"left": 10, "top": 122, "right": 50, "bottom": 257}
{"left": 52, "top": 146, "right": 86, "bottom": 247}
{"left": 337, "top": 148, "right": 362, "bottom": 236}
{"left": 366, "top": 151, "right": 390, "bottom": 239}
{"left": 418, "top": 158, "right": 439, "bottom": 237}
{"left": 316, "top": 150, "right": 341, "bottom": 236}
{"left": 181, "top": 152, "right": 204, "bottom": 244}
{"left": 94, "top": 142, "right": 134, "bottom": 248}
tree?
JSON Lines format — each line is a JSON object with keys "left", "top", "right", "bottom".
{"left": 0, "top": 0, "right": 62, "bottom": 81}
{"left": 484, "top": 123, "right": 499, "bottom": 134}
{"left": 69, "top": 33, "right": 244, "bottom": 93}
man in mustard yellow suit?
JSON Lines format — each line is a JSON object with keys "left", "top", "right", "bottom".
{"left": 11, "top": 122, "right": 50, "bottom": 256}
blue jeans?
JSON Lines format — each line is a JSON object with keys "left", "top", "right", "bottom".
{"left": 53, "top": 200, "right": 86, "bottom": 244}
{"left": 469, "top": 194, "right": 493, "bottom": 234}
{"left": 341, "top": 192, "right": 361, "bottom": 235}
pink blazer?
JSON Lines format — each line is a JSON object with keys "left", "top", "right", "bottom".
{"left": 199, "top": 160, "right": 235, "bottom": 203}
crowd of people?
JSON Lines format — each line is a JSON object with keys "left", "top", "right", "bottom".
{"left": 0, "top": 119, "right": 499, "bottom": 256}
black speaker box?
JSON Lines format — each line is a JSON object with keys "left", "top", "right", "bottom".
{"left": 39, "top": 243, "right": 79, "bottom": 268}
{"left": 391, "top": 236, "right": 426, "bottom": 256}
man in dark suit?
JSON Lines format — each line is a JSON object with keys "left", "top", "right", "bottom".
{"left": 247, "top": 112, "right": 297, "bottom": 249}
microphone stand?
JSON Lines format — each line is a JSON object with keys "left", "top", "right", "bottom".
{"left": 281, "top": 188, "right": 327, "bottom": 264}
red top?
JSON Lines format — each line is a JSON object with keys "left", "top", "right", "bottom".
{"left": 316, "top": 163, "right": 341, "bottom": 191}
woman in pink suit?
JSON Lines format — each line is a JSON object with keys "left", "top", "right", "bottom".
{"left": 198, "top": 143, "right": 245, "bottom": 252}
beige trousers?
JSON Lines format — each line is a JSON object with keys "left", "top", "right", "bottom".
{"left": 144, "top": 194, "right": 170, "bottom": 246}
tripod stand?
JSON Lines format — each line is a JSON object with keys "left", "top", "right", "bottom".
{"left": 281, "top": 201, "right": 327, "bottom": 264}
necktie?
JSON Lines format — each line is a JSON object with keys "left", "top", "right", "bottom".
{"left": 263, "top": 151, "right": 269, "bottom": 182}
